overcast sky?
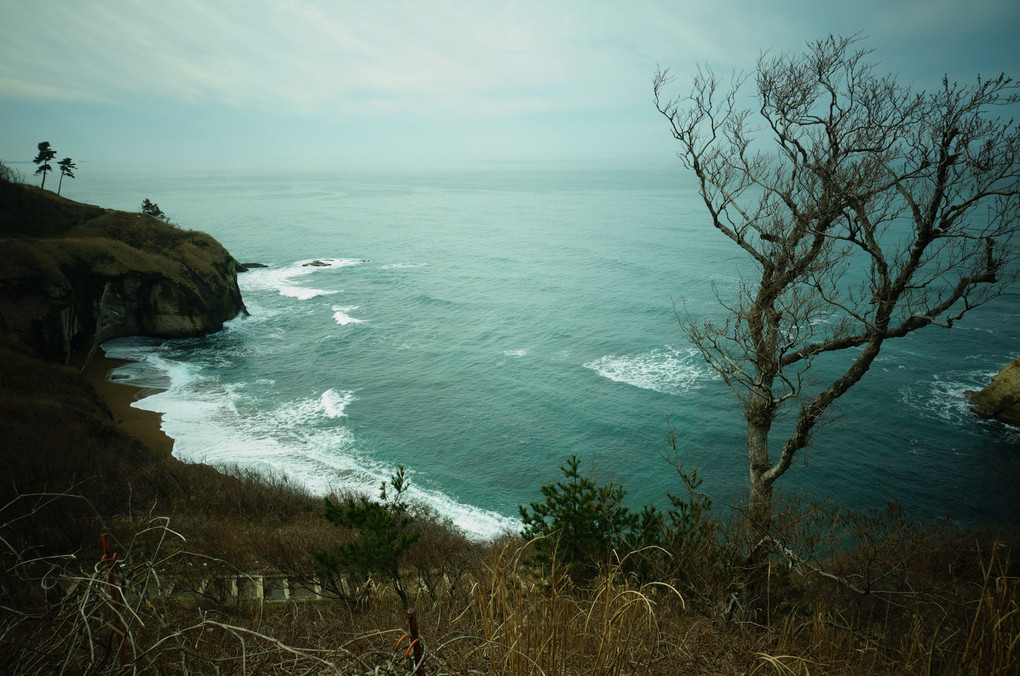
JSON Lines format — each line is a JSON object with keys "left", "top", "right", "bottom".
{"left": 1, "top": 0, "right": 1018, "bottom": 169}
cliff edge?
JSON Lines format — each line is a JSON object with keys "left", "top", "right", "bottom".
{"left": 0, "top": 182, "right": 246, "bottom": 362}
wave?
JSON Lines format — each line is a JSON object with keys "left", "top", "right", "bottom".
{"left": 583, "top": 346, "right": 715, "bottom": 395}
{"left": 900, "top": 367, "right": 1017, "bottom": 432}
{"left": 320, "top": 388, "right": 356, "bottom": 418}
{"left": 412, "top": 293, "right": 458, "bottom": 307}
{"left": 380, "top": 262, "right": 428, "bottom": 270}
{"left": 100, "top": 337, "right": 515, "bottom": 539}
{"left": 332, "top": 305, "right": 363, "bottom": 326}
{"left": 102, "top": 336, "right": 192, "bottom": 391}
{"left": 239, "top": 258, "right": 366, "bottom": 300}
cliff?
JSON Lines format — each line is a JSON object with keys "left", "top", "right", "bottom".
{"left": 967, "top": 357, "right": 1020, "bottom": 427}
{"left": 0, "top": 182, "right": 246, "bottom": 362}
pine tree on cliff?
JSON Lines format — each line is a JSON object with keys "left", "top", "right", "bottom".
{"left": 33, "top": 142, "right": 56, "bottom": 189}
{"left": 140, "top": 198, "right": 171, "bottom": 223}
{"left": 57, "top": 158, "right": 76, "bottom": 195}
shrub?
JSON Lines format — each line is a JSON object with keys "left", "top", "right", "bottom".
{"left": 314, "top": 466, "right": 420, "bottom": 608}
{"left": 0, "top": 160, "right": 25, "bottom": 184}
{"left": 520, "top": 452, "right": 723, "bottom": 588}
{"left": 140, "top": 198, "right": 174, "bottom": 225}
{"left": 519, "top": 455, "right": 662, "bottom": 581}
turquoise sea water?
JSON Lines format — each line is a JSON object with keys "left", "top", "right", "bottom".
{"left": 71, "top": 155, "right": 1018, "bottom": 537}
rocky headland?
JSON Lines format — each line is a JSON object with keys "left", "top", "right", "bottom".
{"left": 967, "top": 356, "right": 1020, "bottom": 427}
{"left": 0, "top": 181, "right": 246, "bottom": 364}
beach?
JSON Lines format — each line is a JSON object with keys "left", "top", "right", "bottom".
{"left": 79, "top": 351, "right": 174, "bottom": 456}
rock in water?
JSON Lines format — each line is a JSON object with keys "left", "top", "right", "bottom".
{"left": 967, "top": 357, "right": 1020, "bottom": 427}
{"left": 237, "top": 262, "right": 269, "bottom": 271}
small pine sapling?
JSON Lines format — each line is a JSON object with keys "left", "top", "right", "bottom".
{"left": 315, "top": 466, "right": 420, "bottom": 608}
{"left": 519, "top": 454, "right": 658, "bottom": 582}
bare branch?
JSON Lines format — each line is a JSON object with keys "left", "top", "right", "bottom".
{"left": 655, "top": 35, "right": 1020, "bottom": 574}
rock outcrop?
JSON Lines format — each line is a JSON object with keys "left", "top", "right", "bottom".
{"left": 0, "top": 182, "right": 247, "bottom": 363}
{"left": 966, "top": 357, "right": 1020, "bottom": 427}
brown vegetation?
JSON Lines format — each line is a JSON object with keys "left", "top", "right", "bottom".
{"left": 1, "top": 339, "right": 1016, "bottom": 674}
{"left": 1, "top": 480, "right": 1017, "bottom": 674}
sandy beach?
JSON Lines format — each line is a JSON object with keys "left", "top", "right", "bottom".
{"left": 77, "top": 351, "right": 175, "bottom": 456}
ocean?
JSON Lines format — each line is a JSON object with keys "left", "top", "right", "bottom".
{"left": 70, "top": 154, "right": 1019, "bottom": 538}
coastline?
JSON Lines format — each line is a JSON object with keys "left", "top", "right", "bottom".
{"left": 78, "top": 351, "right": 175, "bottom": 456}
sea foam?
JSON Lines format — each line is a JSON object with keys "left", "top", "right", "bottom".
{"left": 583, "top": 346, "right": 715, "bottom": 395}
{"left": 900, "top": 368, "right": 1007, "bottom": 427}
{"left": 241, "top": 258, "right": 365, "bottom": 300}
{"left": 380, "top": 262, "right": 428, "bottom": 269}
{"left": 320, "top": 389, "right": 356, "bottom": 418}
{"left": 100, "top": 337, "right": 516, "bottom": 540}
{"left": 332, "top": 306, "right": 363, "bottom": 325}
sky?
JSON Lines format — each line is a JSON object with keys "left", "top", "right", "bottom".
{"left": 1, "top": 0, "right": 1018, "bottom": 169}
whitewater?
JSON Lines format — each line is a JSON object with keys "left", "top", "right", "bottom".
{"left": 74, "top": 155, "right": 1018, "bottom": 538}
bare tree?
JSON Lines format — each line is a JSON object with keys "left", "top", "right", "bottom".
{"left": 653, "top": 35, "right": 1020, "bottom": 580}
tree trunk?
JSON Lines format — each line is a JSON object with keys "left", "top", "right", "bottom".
{"left": 57, "top": 173, "right": 64, "bottom": 195}
{"left": 745, "top": 420, "right": 774, "bottom": 589}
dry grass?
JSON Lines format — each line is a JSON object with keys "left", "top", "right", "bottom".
{"left": 1, "top": 351, "right": 1016, "bottom": 673}
{"left": 2, "top": 479, "right": 1016, "bottom": 675}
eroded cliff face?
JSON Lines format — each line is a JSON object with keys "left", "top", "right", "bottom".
{"left": 0, "top": 183, "right": 246, "bottom": 362}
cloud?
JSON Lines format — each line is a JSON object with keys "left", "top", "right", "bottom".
{"left": 0, "top": 1, "right": 846, "bottom": 116}
{"left": 1, "top": 0, "right": 1016, "bottom": 163}
{"left": 3, "top": 1, "right": 630, "bottom": 117}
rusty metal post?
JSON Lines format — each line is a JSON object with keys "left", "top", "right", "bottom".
{"left": 407, "top": 608, "right": 425, "bottom": 676}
